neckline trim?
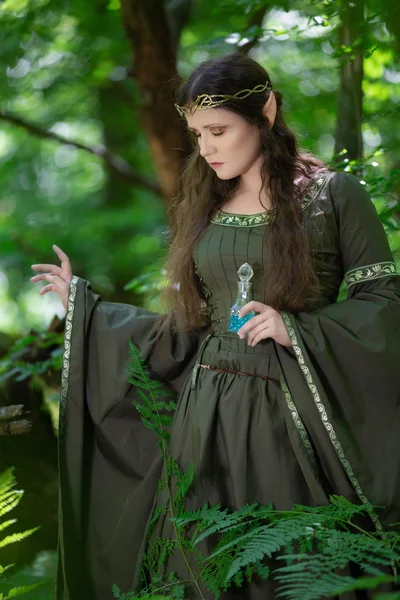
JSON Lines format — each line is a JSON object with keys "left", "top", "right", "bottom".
{"left": 210, "top": 173, "right": 329, "bottom": 227}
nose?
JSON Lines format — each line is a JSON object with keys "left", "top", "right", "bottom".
{"left": 198, "top": 135, "right": 216, "bottom": 158}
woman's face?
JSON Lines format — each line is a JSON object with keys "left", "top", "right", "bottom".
{"left": 185, "top": 107, "right": 262, "bottom": 180}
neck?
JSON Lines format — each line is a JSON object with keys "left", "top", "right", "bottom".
{"left": 237, "top": 155, "right": 271, "bottom": 204}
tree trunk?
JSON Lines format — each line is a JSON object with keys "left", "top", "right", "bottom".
{"left": 334, "top": 0, "right": 365, "bottom": 161}
{"left": 121, "top": 0, "right": 187, "bottom": 202}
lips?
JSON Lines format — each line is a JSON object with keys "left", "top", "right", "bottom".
{"left": 210, "top": 162, "right": 224, "bottom": 168}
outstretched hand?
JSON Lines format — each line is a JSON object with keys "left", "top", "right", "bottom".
{"left": 237, "top": 301, "right": 292, "bottom": 347}
{"left": 30, "top": 245, "right": 72, "bottom": 311}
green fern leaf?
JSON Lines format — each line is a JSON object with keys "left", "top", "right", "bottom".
{"left": 226, "top": 526, "right": 300, "bottom": 580}
{"left": 6, "top": 582, "right": 44, "bottom": 597}
{"left": 0, "top": 469, "right": 15, "bottom": 492}
{"left": 335, "top": 574, "right": 397, "bottom": 594}
{"left": 0, "top": 519, "right": 17, "bottom": 533}
{"left": 175, "top": 462, "right": 194, "bottom": 506}
{"left": 275, "top": 570, "right": 355, "bottom": 600}
{"left": 0, "top": 493, "right": 23, "bottom": 517}
{"left": 193, "top": 503, "right": 260, "bottom": 545}
{"left": 0, "top": 564, "right": 15, "bottom": 575}
{"left": 0, "top": 527, "right": 39, "bottom": 550}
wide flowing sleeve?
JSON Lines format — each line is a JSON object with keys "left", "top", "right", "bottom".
{"left": 276, "top": 172, "right": 400, "bottom": 531}
{"left": 57, "top": 277, "right": 210, "bottom": 599}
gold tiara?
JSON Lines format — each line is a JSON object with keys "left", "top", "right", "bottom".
{"left": 174, "top": 80, "right": 272, "bottom": 117}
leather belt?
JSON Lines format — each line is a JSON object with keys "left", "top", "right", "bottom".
{"left": 197, "top": 363, "right": 280, "bottom": 384}
{"left": 190, "top": 331, "right": 280, "bottom": 390}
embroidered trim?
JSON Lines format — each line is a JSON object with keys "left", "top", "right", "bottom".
{"left": 278, "top": 367, "right": 317, "bottom": 470}
{"left": 280, "top": 311, "right": 385, "bottom": 535}
{"left": 210, "top": 174, "right": 328, "bottom": 227}
{"left": 345, "top": 261, "right": 398, "bottom": 288}
{"left": 211, "top": 211, "right": 274, "bottom": 227}
{"left": 59, "top": 275, "right": 78, "bottom": 440}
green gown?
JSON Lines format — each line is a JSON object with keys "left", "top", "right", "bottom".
{"left": 56, "top": 171, "right": 400, "bottom": 599}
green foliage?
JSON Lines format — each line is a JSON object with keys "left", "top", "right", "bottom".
{"left": 0, "top": 469, "right": 44, "bottom": 599}
{"left": 0, "top": 551, "right": 56, "bottom": 600}
{"left": 125, "top": 344, "right": 200, "bottom": 597}
{"left": 121, "top": 343, "right": 400, "bottom": 600}
{"left": 126, "top": 340, "right": 177, "bottom": 444}
{"left": 0, "top": 331, "right": 63, "bottom": 383}
{"left": 0, "top": 0, "right": 399, "bottom": 337}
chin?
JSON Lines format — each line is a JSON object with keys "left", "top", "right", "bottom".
{"left": 215, "top": 171, "right": 238, "bottom": 180}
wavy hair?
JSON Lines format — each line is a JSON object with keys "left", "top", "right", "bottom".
{"left": 160, "top": 54, "right": 328, "bottom": 332}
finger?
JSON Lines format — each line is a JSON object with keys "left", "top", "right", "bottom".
{"left": 239, "top": 301, "right": 270, "bottom": 318}
{"left": 39, "top": 284, "right": 57, "bottom": 295}
{"left": 31, "top": 264, "right": 63, "bottom": 275}
{"left": 249, "top": 326, "right": 271, "bottom": 347}
{"left": 247, "top": 322, "right": 270, "bottom": 345}
{"left": 30, "top": 273, "right": 58, "bottom": 282}
{"left": 237, "top": 313, "right": 267, "bottom": 338}
{"left": 52, "top": 245, "right": 71, "bottom": 267}
{"left": 31, "top": 273, "right": 50, "bottom": 282}
{"left": 33, "top": 274, "right": 61, "bottom": 285}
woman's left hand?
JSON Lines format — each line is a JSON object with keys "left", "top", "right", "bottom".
{"left": 237, "top": 301, "right": 292, "bottom": 347}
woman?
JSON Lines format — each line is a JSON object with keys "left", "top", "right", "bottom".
{"left": 31, "top": 54, "right": 400, "bottom": 599}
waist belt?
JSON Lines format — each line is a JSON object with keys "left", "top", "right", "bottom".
{"left": 191, "top": 333, "right": 280, "bottom": 390}
{"left": 197, "top": 363, "right": 280, "bottom": 383}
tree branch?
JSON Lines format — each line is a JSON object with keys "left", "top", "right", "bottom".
{"left": 0, "top": 110, "right": 161, "bottom": 196}
{"left": 237, "top": 5, "right": 271, "bottom": 55}
{"left": 166, "top": 0, "right": 194, "bottom": 48}
{"left": 0, "top": 405, "right": 31, "bottom": 436}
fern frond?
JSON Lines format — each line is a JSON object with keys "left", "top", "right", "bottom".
{"left": 0, "top": 519, "right": 17, "bottom": 533}
{"left": 3, "top": 581, "right": 44, "bottom": 598}
{"left": 273, "top": 526, "right": 400, "bottom": 599}
{"left": 275, "top": 569, "right": 356, "bottom": 600}
{"left": 0, "top": 469, "right": 15, "bottom": 493}
{"left": 0, "top": 563, "right": 15, "bottom": 575}
{"left": 225, "top": 526, "right": 300, "bottom": 580}
{"left": 0, "top": 492, "right": 23, "bottom": 518}
{"left": 335, "top": 574, "right": 397, "bottom": 594}
{"left": 126, "top": 341, "right": 176, "bottom": 448}
{"left": 0, "top": 527, "right": 40, "bottom": 550}
{"left": 193, "top": 503, "right": 261, "bottom": 545}
{"left": 175, "top": 462, "right": 194, "bottom": 512}
{"left": 172, "top": 503, "right": 222, "bottom": 528}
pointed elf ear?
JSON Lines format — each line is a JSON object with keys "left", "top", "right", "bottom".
{"left": 262, "top": 91, "right": 277, "bottom": 127}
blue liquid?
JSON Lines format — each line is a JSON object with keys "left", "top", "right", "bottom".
{"left": 228, "top": 311, "right": 256, "bottom": 333}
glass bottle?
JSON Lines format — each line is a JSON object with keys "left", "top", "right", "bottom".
{"left": 228, "top": 263, "right": 256, "bottom": 333}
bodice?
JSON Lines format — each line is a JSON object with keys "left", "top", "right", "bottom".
{"left": 193, "top": 175, "right": 344, "bottom": 334}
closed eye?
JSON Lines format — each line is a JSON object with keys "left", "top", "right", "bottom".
{"left": 195, "top": 131, "right": 224, "bottom": 138}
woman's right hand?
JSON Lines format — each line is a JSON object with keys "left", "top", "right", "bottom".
{"left": 30, "top": 245, "right": 72, "bottom": 311}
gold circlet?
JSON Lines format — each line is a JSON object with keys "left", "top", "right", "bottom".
{"left": 174, "top": 80, "right": 272, "bottom": 117}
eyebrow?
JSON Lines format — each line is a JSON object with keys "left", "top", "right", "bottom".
{"left": 187, "top": 123, "right": 225, "bottom": 131}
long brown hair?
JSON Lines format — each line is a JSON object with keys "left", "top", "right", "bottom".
{"left": 160, "top": 54, "right": 328, "bottom": 332}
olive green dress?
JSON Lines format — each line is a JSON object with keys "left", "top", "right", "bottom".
{"left": 56, "top": 171, "right": 400, "bottom": 599}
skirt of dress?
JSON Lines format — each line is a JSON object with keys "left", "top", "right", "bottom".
{"left": 58, "top": 278, "right": 398, "bottom": 600}
{"left": 141, "top": 333, "right": 334, "bottom": 600}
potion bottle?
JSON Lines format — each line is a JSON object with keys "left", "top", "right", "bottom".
{"left": 228, "top": 263, "right": 256, "bottom": 333}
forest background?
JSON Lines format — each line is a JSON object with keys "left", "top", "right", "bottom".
{"left": 0, "top": 0, "right": 399, "bottom": 596}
